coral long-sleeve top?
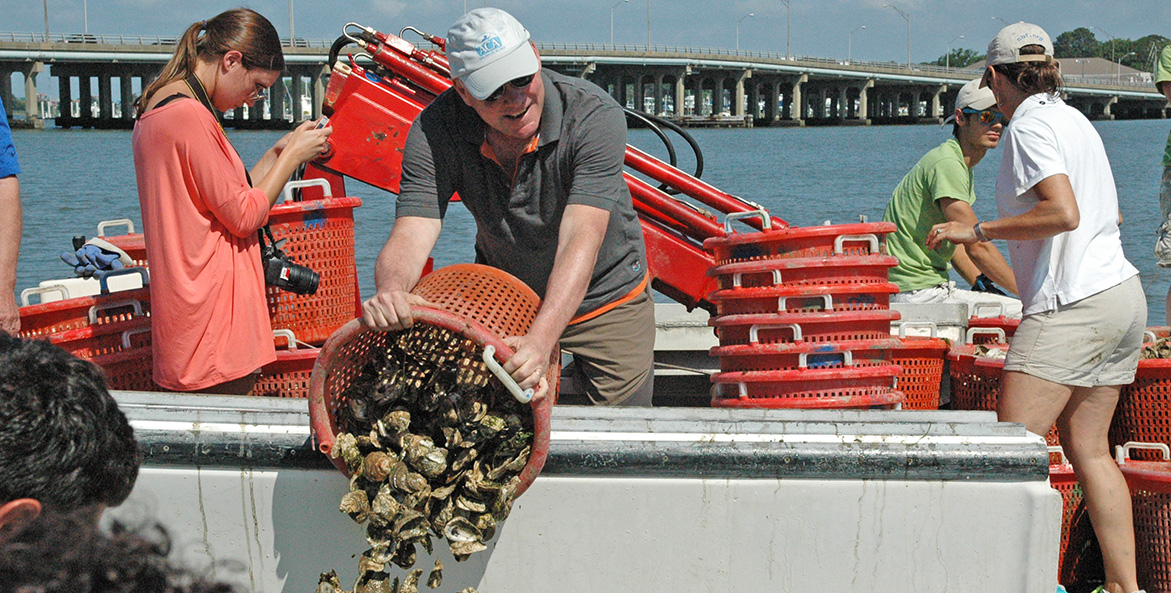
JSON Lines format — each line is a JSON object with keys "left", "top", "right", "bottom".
{"left": 132, "top": 99, "right": 276, "bottom": 390}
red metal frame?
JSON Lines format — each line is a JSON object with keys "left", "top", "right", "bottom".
{"left": 305, "top": 26, "right": 785, "bottom": 312}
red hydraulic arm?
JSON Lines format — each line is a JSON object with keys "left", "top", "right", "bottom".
{"left": 305, "top": 25, "right": 785, "bottom": 312}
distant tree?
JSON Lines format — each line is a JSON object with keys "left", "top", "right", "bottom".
{"left": 1054, "top": 27, "right": 1100, "bottom": 58}
{"left": 928, "top": 48, "right": 984, "bottom": 69}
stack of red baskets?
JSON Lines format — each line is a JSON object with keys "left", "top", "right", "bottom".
{"left": 703, "top": 211, "right": 905, "bottom": 409}
{"left": 21, "top": 181, "right": 362, "bottom": 398}
{"left": 1116, "top": 442, "right": 1171, "bottom": 593}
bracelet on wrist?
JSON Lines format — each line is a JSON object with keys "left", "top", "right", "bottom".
{"left": 973, "top": 222, "right": 990, "bottom": 242}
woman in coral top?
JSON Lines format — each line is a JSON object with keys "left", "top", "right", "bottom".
{"left": 132, "top": 8, "right": 331, "bottom": 393}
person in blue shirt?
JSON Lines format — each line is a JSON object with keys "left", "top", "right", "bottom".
{"left": 0, "top": 98, "right": 22, "bottom": 336}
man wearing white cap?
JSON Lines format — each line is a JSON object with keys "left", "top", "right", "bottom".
{"left": 882, "top": 77, "right": 1021, "bottom": 317}
{"left": 363, "top": 8, "right": 655, "bottom": 406}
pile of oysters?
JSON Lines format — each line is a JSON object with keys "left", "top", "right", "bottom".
{"left": 317, "top": 322, "right": 534, "bottom": 593}
{"left": 1141, "top": 336, "right": 1171, "bottom": 359}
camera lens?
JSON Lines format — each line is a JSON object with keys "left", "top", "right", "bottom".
{"left": 265, "top": 258, "right": 320, "bottom": 295}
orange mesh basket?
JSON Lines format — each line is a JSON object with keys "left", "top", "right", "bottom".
{"left": 308, "top": 264, "right": 557, "bottom": 498}
{"left": 91, "top": 346, "right": 154, "bottom": 391}
{"left": 708, "top": 255, "right": 899, "bottom": 291}
{"left": 892, "top": 336, "right": 949, "bottom": 411}
{"left": 703, "top": 221, "right": 896, "bottom": 265}
{"left": 710, "top": 364, "right": 903, "bottom": 409}
{"left": 266, "top": 196, "right": 362, "bottom": 345}
{"left": 18, "top": 287, "right": 151, "bottom": 339}
{"left": 707, "top": 282, "right": 900, "bottom": 316}
{"left": 1050, "top": 449, "right": 1105, "bottom": 590}
{"left": 250, "top": 345, "right": 320, "bottom": 399}
{"left": 947, "top": 343, "right": 1062, "bottom": 450}
{"left": 1110, "top": 357, "right": 1171, "bottom": 461}
{"left": 1117, "top": 442, "right": 1171, "bottom": 593}
{"left": 711, "top": 309, "right": 902, "bottom": 346}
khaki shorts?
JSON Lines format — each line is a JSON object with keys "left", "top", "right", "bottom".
{"left": 558, "top": 286, "right": 656, "bottom": 405}
{"left": 1004, "top": 275, "right": 1146, "bottom": 387}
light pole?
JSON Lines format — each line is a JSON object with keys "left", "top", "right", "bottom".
{"left": 42, "top": 0, "right": 48, "bottom": 41}
{"left": 992, "top": 16, "right": 1009, "bottom": 27}
{"left": 1075, "top": 58, "right": 1087, "bottom": 82}
{"left": 848, "top": 25, "right": 865, "bottom": 64}
{"left": 1118, "top": 51, "right": 1136, "bottom": 83}
{"left": 610, "top": 0, "right": 628, "bottom": 48}
{"left": 289, "top": 0, "right": 294, "bottom": 42}
{"left": 646, "top": 0, "right": 651, "bottom": 48}
{"left": 735, "top": 13, "right": 754, "bottom": 51}
{"left": 946, "top": 35, "right": 963, "bottom": 71}
{"left": 1092, "top": 25, "right": 1115, "bottom": 65}
{"left": 781, "top": 0, "right": 791, "bottom": 59}
{"left": 883, "top": 4, "right": 910, "bottom": 70}
{"left": 83, "top": 0, "right": 88, "bottom": 35}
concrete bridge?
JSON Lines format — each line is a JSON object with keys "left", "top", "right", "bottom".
{"left": 1, "top": 33, "right": 1167, "bottom": 130}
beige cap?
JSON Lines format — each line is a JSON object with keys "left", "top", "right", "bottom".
{"left": 943, "top": 78, "right": 998, "bottom": 124}
{"left": 987, "top": 22, "right": 1054, "bottom": 66}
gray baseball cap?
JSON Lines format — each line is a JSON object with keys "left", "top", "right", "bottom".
{"left": 943, "top": 78, "right": 998, "bottom": 124}
{"left": 446, "top": 8, "right": 540, "bottom": 101}
{"left": 987, "top": 22, "right": 1054, "bottom": 66}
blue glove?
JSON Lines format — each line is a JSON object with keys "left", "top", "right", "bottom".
{"left": 61, "top": 244, "right": 127, "bottom": 278}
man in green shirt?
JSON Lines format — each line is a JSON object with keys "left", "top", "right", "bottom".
{"left": 1153, "top": 44, "right": 1171, "bottom": 323}
{"left": 883, "top": 78, "right": 1021, "bottom": 317}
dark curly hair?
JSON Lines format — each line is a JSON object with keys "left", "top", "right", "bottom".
{"left": 0, "top": 334, "right": 141, "bottom": 510}
{"left": 0, "top": 508, "right": 236, "bottom": 593}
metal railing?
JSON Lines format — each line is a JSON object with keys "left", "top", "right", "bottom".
{"left": 0, "top": 31, "right": 334, "bottom": 48}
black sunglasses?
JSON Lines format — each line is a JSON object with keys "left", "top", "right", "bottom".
{"left": 961, "top": 108, "right": 1005, "bottom": 126}
{"left": 484, "top": 74, "right": 536, "bottom": 102}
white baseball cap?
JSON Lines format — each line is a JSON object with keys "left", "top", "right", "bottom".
{"left": 446, "top": 8, "right": 540, "bottom": 101}
{"left": 943, "top": 78, "right": 997, "bottom": 124}
{"left": 987, "top": 22, "right": 1054, "bottom": 66}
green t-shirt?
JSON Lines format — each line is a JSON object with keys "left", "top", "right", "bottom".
{"left": 1156, "top": 46, "right": 1171, "bottom": 166}
{"left": 882, "top": 138, "right": 976, "bottom": 292}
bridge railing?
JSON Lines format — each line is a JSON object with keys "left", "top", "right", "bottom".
{"left": 0, "top": 31, "right": 334, "bottom": 48}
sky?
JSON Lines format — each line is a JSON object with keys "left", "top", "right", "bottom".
{"left": 4, "top": 0, "right": 1170, "bottom": 66}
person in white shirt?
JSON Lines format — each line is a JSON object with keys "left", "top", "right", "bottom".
{"left": 928, "top": 23, "right": 1145, "bottom": 593}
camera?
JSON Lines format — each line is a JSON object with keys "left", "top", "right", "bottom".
{"left": 259, "top": 226, "right": 319, "bottom": 295}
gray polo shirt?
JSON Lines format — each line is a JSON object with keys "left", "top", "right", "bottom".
{"left": 397, "top": 70, "right": 647, "bottom": 318}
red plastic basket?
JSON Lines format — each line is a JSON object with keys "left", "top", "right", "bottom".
{"left": 711, "top": 309, "right": 902, "bottom": 346}
{"left": 710, "top": 364, "right": 903, "bottom": 409}
{"left": 703, "top": 221, "right": 896, "bottom": 265}
{"left": 1117, "top": 442, "right": 1171, "bottom": 593}
{"left": 265, "top": 196, "right": 362, "bottom": 346}
{"left": 708, "top": 255, "right": 899, "bottom": 290}
{"left": 91, "top": 346, "right": 154, "bottom": 391}
{"left": 711, "top": 338, "right": 900, "bottom": 373}
{"left": 892, "top": 336, "right": 949, "bottom": 410}
{"left": 18, "top": 287, "right": 151, "bottom": 339}
{"left": 250, "top": 345, "right": 320, "bottom": 399}
{"left": 308, "top": 264, "right": 557, "bottom": 498}
{"left": 708, "top": 282, "right": 900, "bottom": 316}
{"left": 1050, "top": 448, "right": 1105, "bottom": 590}
{"left": 45, "top": 317, "right": 152, "bottom": 359}
{"left": 967, "top": 315, "right": 1019, "bottom": 344}
{"left": 1111, "top": 357, "right": 1171, "bottom": 462}
{"left": 947, "top": 343, "right": 1062, "bottom": 448}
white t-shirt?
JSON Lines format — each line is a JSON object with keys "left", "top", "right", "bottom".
{"left": 996, "top": 94, "right": 1138, "bottom": 315}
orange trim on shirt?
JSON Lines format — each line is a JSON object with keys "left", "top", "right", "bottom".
{"left": 480, "top": 134, "right": 540, "bottom": 175}
{"left": 569, "top": 270, "right": 650, "bottom": 325}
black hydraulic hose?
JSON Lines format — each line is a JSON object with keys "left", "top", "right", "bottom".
{"left": 638, "top": 110, "right": 704, "bottom": 181}
{"left": 624, "top": 108, "right": 677, "bottom": 169}
{"left": 328, "top": 35, "right": 355, "bottom": 69}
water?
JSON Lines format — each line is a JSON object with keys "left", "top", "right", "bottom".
{"left": 10, "top": 119, "right": 1171, "bottom": 324}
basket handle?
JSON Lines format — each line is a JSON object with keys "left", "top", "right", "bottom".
{"left": 897, "top": 321, "right": 938, "bottom": 339}
{"left": 482, "top": 345, "right": 534, "bottom": 404}
{"left": 280, "top": 179, "right": 333, "bottom": 204}
{"left": 833, "top": 233, "right": 879, "bottom": 255}
{"left": 121, "top": 327, "right": 151, "bottom": 349}
{"left": 971, "top": 301, "right": 1006, "bottom": 318}
{"left": 97, "top": 218, "right": 136, "bottom": 236}
{"left": 798, "top": 350, "right": 852, "bottom": 369}
{"left": 732, "top": 268, "right": 781, "bottom": 289}
{"left": 748, "top": 323, "right": 802, "bottom": 344}
{"left": 88, "top": 299, "right": 143, "bottom": 324}
{"left": 20, "top": 284, "right": 70, "bottom": 306}
{"left": 1047, "top": 445, "right": 1069, "bottom": 466}
{"left": 711, "top": 381, "right": 750, "bottom": 399}
{"left": 97, "top": 266, "right": 149, "bottom": 293}
{"left": 965, "top": 326, "right": 1006, "bottom": 344}
{"left": 1115, "top": 441, "right": 1171, "bottom": 465}
{"left": 1143, "top": 330, "right": 1157, "bottom": 344}
{"left": 273, "top": 329, "right": 298, "bottom": 350}
{"left": 779, "top": 294, "right": 833, "bottom": 313}
{"left": 723, "top": 209, "right": 772, "bottom": 234}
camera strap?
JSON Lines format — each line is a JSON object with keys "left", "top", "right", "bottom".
{"left": 184, "top": 73, "right": 274, "bottom": 246}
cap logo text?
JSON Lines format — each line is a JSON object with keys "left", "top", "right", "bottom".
{"left": 476, "top": 34, "right": 503, "bottom": 57}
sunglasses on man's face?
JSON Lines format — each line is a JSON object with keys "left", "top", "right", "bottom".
{"left": 962, "top": 108, "right": 1005, "bottom": 126}
{"left": 484, "top": 74, "right": 536, "bottom": 103}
